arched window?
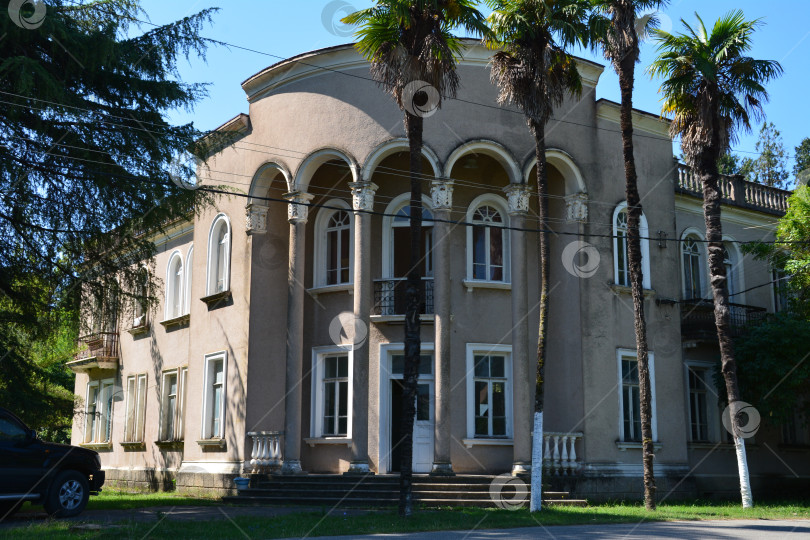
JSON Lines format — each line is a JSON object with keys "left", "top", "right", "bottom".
{"left": 314, "top": 202, "right": 353, "bottom": 287}
{"left": 612, "top": 203, "right": 651, "bottom": 289}
{"left": 390, "top": 203, "right": 433, "bottom": 277}
{"left": 466, "top": 196, "right": 509, "bottom": 282}
{"left": 165, "top": 252, "right": 184, "bottom": 320}
{"left": 723, "top": 246, "right": 734, "bottom": 298}
{"left": 206, "top": 214, "right": 231, "bottom": 295}
{"left": 184, "top": 246, "right": 193, "bottom": 314}
{"left": 682, "top": 235, "right": 703, "bottom": 299}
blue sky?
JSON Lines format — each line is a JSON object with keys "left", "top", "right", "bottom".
{"left": 139, "top": 0, "right": 810, "bottom": 173}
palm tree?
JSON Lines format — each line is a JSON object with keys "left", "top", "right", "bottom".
{"left": 485, "top": 0, "right": 590, "bottom": 512}
{"left": 649, "top": 10, "right": 782, "bottom": 508}
{"left": 343, "top": 1, "right": 488, "bottom": 517}
{"left": 589, "top": 0, "right": 669, "bottom": 511}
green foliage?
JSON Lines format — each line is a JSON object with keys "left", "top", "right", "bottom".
{"left": 717, "top": 152, "right": 755, "bottom": 180}
{"left": 0, "top": 1, "right": 218, "bottom": 436}
{"left": 794, "top": 137, "right": 810, "bottom": 186}
{"left": 727, "top": 312, "right": 810, "bottom": 425}
{"left": 747, "top": 122, "right": 790, "bottom": 189}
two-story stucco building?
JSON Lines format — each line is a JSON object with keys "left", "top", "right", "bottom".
{"left": 69, "top": 40, "right": 806, "bottom": 500}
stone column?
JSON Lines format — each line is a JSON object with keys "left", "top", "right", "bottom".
{"left": 347, "top": 181, "right": 377, "bottom": 474}
{"left": 504, "top": 183, "right": 532, "bottom": 475}
{"left": 280, "top": 191, "right": 313, "bottom": 475}
{"left": 430, "top": 179, "right": 455, "bottom": 476}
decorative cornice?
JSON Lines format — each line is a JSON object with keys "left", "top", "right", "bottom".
{"left": 284, "top": 191, "right": 315, "bottom": 223}
{"left": 430, "top": 179, "right": 454, "bottom": 210}
{"left": 349, "top": 182, "right": 378, "bottom": 212}
{"left": 596, "top": 99, "right": 671, "bottom": 138}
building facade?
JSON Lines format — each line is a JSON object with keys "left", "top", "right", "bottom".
{"left": 70, "top": 41, "right": 806, "bottom": 499}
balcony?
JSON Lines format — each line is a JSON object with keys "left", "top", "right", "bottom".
{"left": 680, "top": 299, "right": 767, "bottom": 341}
{"left": 373, "top": 278, "right": 434, "bottom": 317}
{"left": 676, "top": 164, "right": 790, "bottom": 215}
{"left": 68, "top": 332, "right": 119, "bottom": 373}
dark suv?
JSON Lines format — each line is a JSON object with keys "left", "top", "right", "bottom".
{"left": 0, "top": 408, "right": 105, "bottom": 518}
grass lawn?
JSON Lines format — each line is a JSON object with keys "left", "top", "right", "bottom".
{"left": 4, "top": 499, "right": 810, "bottom": 539}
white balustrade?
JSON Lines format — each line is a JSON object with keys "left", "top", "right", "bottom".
{"left": 542, "top": 432, "right": 583, "bottom": 476}
{"left": 247, "top": 431, "right": 284, "bottom": 473}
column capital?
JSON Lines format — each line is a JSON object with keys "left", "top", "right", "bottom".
{"left": 284, "top": 191, "right": 314, "bottom": 224}
{"left": 503, "top": 183, "right": 531, "bottom": 215}
{"left": 245, "top": 203, "right": 269, "bottom": 235}
{"left": 430, "top": 178, "right": 454, "bottom": 210}
{"left": 349, "top": 181, "right": 378, "bottom": 212}
{"left": 565, "top": 192, "right": 588, "bottom": 223}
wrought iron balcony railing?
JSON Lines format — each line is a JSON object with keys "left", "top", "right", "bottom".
{"left": 373, "top": 277, "right": 434, "bottom": 316}
{"left": 68, "top": 332, "right": 119, "bottom": 372}
{"left": 680, "top": 299, "right": 767, "bottom": 341}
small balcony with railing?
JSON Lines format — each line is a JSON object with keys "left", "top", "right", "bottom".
{"left": 676, "top": 164, "right": 790, "bottom": 215}
{"left": 680, "top": 299, "right": 767, "bottom": 341}
{"left": 372, "top": 277, "right": 434, "bottom": 319}
{"left": 68, "top": 331, "right": 120, "bottom": 373}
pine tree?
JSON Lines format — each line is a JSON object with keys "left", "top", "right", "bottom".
{"left": 750, "top": 122, "right": 789, "bottom": 189}
{"left": 794, "top": 137, "right": 810, "bottom": 186}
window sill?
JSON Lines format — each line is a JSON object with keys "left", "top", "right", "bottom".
{"left": 120, "top": 441, "right": 146, "bottom": 451}
{"left": 80, "top": 442, "right": 113, "bottom": 451}
{"left": 304, "top": 437, "right": 353, "bottom": 448}
{"left": 307, "top": 284, "right": 354, "bottom": 297}
{"left": 687, "top": 441, "right": 737, "bottom": 451}
{"left": 201, "top": 290, "right": 232, "bottom": 306}
{"left": 462, "top": 438, "right": 513, "bottom": 449}
{"left": 160, "top": 314, "right": 190, "bottom": 328}
{"left": 155, "top": 440, "right": 184, "bottom": 450}
{"left": 462, "top": 280, "right": 511, "bottom": 292}
{"left": 609, "top": 284, "right": 656, "bottom": 298}
{"left": 370, "top": 314, "right": 435, "bottom": 324}
{"left": 196, "top": 438, "right": 226, "bottom": 450}
{"left": 616, "top": 441, "right": 663, "bottom": 451}
{"left": 127, "top": 324, "right": 149, "bottom": 336}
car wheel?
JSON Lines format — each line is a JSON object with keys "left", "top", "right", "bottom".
{"left": 44, "top": 470, "right": 89, "bottom": 518}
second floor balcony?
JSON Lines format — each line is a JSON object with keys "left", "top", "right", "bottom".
{"left": 676, "top": 164, "right": 790, "bottom": 215}
{"left": 680, "top": 299, "right": 767, "bottom": 341}
{"left": 373, "top": 277, "right": 434, "bottom": 317}
{"left": 68, "top": 331, "right": 119, "bottom": 373}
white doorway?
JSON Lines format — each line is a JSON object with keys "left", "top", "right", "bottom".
{"left": 379, "top": 344, "right": 434, "bottom": 474}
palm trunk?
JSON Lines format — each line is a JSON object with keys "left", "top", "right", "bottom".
{"left": 697, "top": 151, "right": 753, "bottom": 508}
{"left": 617, "top": 54, "right": 656, "bottom": 511}
{"left": 399, "top": 111, "right": 423, "bottom": 517}
{"left": 529, "top": 119, "right": 549, "bottom": 513}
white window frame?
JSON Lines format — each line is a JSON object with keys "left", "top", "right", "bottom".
{"left": 201, "top": 352, "right": 227, "bottom": 440}
{"left": 465, "top": 343, "right": 513, "bottom": 440}
{"left": 680, "top": 228, "right": 707, "bottom": 299}
{"left": 184, "top": 246, "right": 194, "bottom": 314}
{"left": 683, "top": 361, "right": 722, "bottom": 443}
{"left": 612, "top": 202, "right": 651, "bottom": 289}
{"left": 466, "top": 194, "right": 510, "bottom": 283}
{"left": 310, "top": 345, "right": 354, "bottom": 439}
{"left": 159, "top": 370, "right": 178, "bottom": 442}
{"left": 133, "top": 267, "right": 149, "bottom": 328}
{"left": 313, "top": 199, "right": 354, "bottom": 288}
{"left": 616, "top": 349, "right": 657, "bottom": 443}
{"left": 381, "top": 193, "right": 434, "bottom": 278}
{"left": 123, "top": 373, "right": 147, "bottom": 443}
{"left": 165, "top": 250, "right": 184, "bottom": 320}
{"left": 722, "top": 237, "right": 745, "bottom": 304}
{"left": 206, "top": 213, "right": 232, "bottom": 296}
{"left": 84, "top": 378, "right": 114, "bottom": 443}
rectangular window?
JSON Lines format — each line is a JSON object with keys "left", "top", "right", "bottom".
{"left": 124, "top": 374, "right": 147, "bottom": 442}
{"left": 466, "top": 345, "right": 511, "bottom": 440}
{"left": 688, "top": 368, "right": 709, "bottom": 442}
{"left": 203, "top": 353, "right": 227, "bottom": 440}
{"left": 84, "top": 378, "right": 114, "bottom": 443}
{"left": 618, "top": 351, "right": 657, "bottom": 443}
{"left": 161, "top": 371, "right": 178, "bottom": 441}
{"left": 322, "top": 355, "right": 349, "bottom": 436}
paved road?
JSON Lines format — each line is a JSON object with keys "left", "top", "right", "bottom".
{"left": 302, "top": 519, "right": 810, "bottom": 540}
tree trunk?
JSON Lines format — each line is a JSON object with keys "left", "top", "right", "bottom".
{"left": 697, "top": 150, "right": 754, "bottom": 508}
{"left": 529, "top": 120, "right": 549, "bottom": 513}
{"left": 617, "top": 53, "right": 656, "bottom": 511}
{"left": 399, "top": 111, "right": 423, "bottom": 517}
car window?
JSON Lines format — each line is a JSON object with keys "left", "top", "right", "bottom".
{"left": 0, "top": 417, "right": 27, "bottom": 442}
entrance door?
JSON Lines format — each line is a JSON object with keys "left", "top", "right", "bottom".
{"left": 389, "top": 354, "right": 434, "bottom": 473}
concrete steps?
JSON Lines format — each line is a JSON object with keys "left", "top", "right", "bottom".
{"left": 223, "top": 474, "right": 587, "bottom": 508}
